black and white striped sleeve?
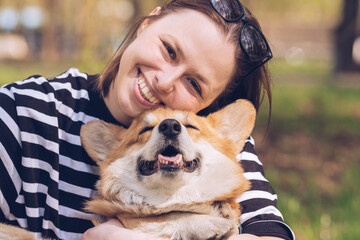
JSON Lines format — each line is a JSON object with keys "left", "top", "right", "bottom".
{"left": 237, "top": 137, "right": 295, "bottom": 240}
{"left": 0, "top": 84, "right": 25, "bottom": 226}
{"left": 0, "top": 68, "right": 100, "bottom": 240}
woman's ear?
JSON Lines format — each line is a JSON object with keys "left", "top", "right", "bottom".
{"left": 138, "top": 6, "right": 162, "bottom": 35}
{"left": 149, "top": 6, "right": 161, "bottom": 16}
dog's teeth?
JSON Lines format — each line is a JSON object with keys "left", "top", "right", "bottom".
{"left": 177, "top": 155, "right": 182, "bottom": 164}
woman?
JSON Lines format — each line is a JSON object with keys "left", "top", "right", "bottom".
{"left": 0, "top": 0, "right": 294, "bottom": 239}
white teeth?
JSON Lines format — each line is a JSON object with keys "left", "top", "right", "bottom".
{"left": 159, "top": 155, "right": 183, "bottom": 166}
{"left": 142, "top": 87, "right": 149, "bottom": 94}
{"left": 138, "top": 75, "right": 160, "bottom": 104}
{"left": 145, "top": 92, "right": 152, "bottom": 99}
{"left": 176, "top": 155, "right": 182, "bottom": 164}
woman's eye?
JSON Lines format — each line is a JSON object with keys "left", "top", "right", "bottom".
{"left": 188, "top": 78, "right": 202, "bottom": 95}
{"left": 163, "top": 42, "right": 176, "bottom": 60}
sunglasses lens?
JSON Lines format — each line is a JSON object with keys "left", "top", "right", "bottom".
{"left": 210, "top": 0, "right": 243, "bottom": 21}
{"left": 241, "top": 25, "right": 270, "bottom": 61}
{"left": 210, "top": 0, "right": 273, "bottom": 65}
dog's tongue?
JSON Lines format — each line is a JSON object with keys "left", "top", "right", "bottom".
{"left": 158, "top": 153, "right": 182, "bottom": 164}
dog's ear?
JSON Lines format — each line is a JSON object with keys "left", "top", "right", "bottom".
{"left": 209, "top": 99, "right": 256, "bottom": 152}
{"left": 80, "top": 120, "right": 125, "bottom": 165}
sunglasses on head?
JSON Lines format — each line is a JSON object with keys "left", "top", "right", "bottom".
{"left": 210, "top": 0, "right": 273, "bottom": 78}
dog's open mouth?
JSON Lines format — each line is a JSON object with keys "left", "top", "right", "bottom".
{"left": 138, "top": 145, "right": 200, "bottom": 176}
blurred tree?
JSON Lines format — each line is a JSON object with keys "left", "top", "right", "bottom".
{"left": 334, "top": 0, "right": 360, "bottom": 72}
{"left": 41, "top": 0, "right": 60, "bottom": 61}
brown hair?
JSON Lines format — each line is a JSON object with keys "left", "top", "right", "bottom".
{"left": 95, "top": 0, "right": 272, "bottom": 119}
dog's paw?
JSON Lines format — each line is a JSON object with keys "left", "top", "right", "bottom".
{"left": 170, "top": 215, "right": 235, "bottom": 240}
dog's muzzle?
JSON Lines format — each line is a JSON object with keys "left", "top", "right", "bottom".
{"left": 137, "top": 119, "right": 200, "bottom": 176}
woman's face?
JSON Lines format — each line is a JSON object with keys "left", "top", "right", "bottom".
{"left": 105, "top": 9, "right": 236, "bottom": 126}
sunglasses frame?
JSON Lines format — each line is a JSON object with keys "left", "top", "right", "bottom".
{"left": 210, "top": 0, "right": 273, "bottom": 78}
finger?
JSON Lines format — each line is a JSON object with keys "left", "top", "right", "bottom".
{"left": 105, "top": 218, "right": 125, "bottom": 228}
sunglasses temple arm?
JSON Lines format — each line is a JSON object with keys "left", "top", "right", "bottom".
{"left": 238, "top": 57, "right": 271, "bottom": 81}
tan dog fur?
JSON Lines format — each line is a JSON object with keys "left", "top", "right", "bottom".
{"left": 0, "top": 223, "right": 50, "bottom": 240}
{"left": 80, "top": 99, "right": 255, "bottom": 240}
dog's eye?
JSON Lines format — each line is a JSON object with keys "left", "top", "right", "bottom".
{"left": 139, "top": 126, "right": 154, "bottom": 135}
{"left": 185, "top": 124, "right": 199, "bottom": 131}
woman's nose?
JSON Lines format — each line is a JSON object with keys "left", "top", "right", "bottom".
{"left": 155, "top": 67, "right": 183, "bottom": 94}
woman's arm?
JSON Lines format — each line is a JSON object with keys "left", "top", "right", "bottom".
{"left": 237, "top": 137, "right": 294, "bottom": 240}
{"left": 0, "top": 86, "right": 24, "bottom": 224}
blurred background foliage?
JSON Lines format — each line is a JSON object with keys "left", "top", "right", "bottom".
{"left": 0, "top": 0, "right": 359, "bottom": 240}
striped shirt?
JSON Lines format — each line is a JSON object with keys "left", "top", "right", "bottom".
{"left": 0, "top": 68, "right": 294, "bottom": 240}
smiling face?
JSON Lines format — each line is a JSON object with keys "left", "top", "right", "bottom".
{"left": 104, "top": 9, "right": 236, "bottom": 126}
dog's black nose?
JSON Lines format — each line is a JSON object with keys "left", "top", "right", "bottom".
{"left": 158, "top": 119, "right": 181, "bottom": 138}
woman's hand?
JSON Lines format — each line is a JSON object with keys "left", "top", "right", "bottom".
{"left": 82, "top": 219, "right": 285, "bottom": 240}
{"left": 81, "top": 218, "right": 168, "bottom": 240}
{"left": 229, "top": 234, "right": 286, "bottom": 240}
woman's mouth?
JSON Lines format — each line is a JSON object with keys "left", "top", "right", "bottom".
{"left": 137, "top": 74, "right": 161, "bottom": 105}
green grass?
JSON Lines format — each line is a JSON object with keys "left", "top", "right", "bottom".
{"left": 256, "top": 84, "right": 360, "bottom": 138}
{"left": 257, "top": 60, "right": 360, "bottom": 137}
{"left": 254, "top": 60, "right": 360, "bottom": 240}
{"left": 268, "top": 161, "right": 360, "bottom": 240}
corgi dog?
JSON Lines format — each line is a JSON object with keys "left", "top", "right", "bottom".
{"left": 80, "top": 99, "right": 256, "bottom": 240}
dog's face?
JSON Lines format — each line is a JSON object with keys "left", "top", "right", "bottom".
{"left": 81, "top": 99, "right": 255, "bottom": 204}
{"left": 136, "top": 112, "right": 201, "bottom": 178}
